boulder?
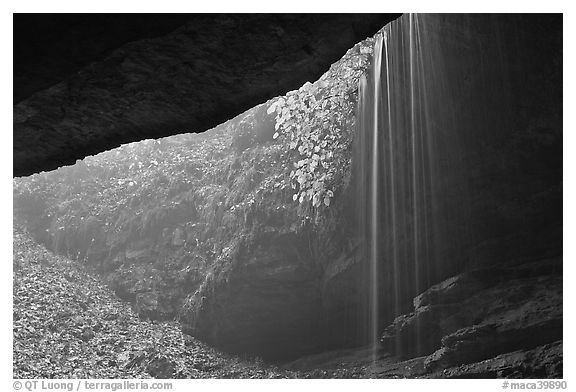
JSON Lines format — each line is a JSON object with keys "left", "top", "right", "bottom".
{"left": 430, "top": 341, "right": 563, "bottom": 379}
{"left": 380, "top": 304, "right": 463, "bottom": 359}
{"left": 377, "top": 260, "right": 562, "bottom": 373}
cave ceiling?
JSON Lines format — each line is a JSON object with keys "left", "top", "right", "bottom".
{"left": 13, "top": 14, "right": 401, "bottom": 177}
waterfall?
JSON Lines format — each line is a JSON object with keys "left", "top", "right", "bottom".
{"left": 370, "top": 33, "right": 383, "bottom": 362}
{"left": 351, "top": 13, "right": 559, "bottom": 361}
{"left": 355, "top": 13, "right": 467, "bottom": 359}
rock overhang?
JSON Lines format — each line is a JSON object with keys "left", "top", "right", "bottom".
{"left": 13, "top": 13, "right": 402, "bottom": 177}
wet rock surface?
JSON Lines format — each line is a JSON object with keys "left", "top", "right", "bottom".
{"left": 428, "top": 341, "right": 563, "bottom": 379}
{"left": 377, "top": 258, "right": 562, "bottom": 377}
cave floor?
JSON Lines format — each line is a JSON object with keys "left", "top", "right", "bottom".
{"left": 12, "top": 224, "right": 562, "bottom": 379}
{"left": 12, "top": 225, "right": 398, "bottom": 379}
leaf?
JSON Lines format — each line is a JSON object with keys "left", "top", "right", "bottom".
{"left": 300, "top": 81, "right": 312, "bottom": 92}
{"left": 273, "top": 132, "right": 279, "bottom": 139}
{"left": 312, "top": 194, "right": 320, "bottom": 207}
{"left": 292, "top": 194, "right": 298, "bottom": 201}
{"left": 266, "top": 102, "right": 277, "bottom": 115}
{"left": 324, "top": 197, "right": 331, "bottom": 207}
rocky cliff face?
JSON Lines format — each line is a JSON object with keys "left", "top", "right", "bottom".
{"left": 380, "top": 258, "right": 562, "bottom": 376}
{"left": 14, "top": 31, "right": 376, "bottom": 361}
{"left": 13, "top": 14, "right": 562, "bottom": 371}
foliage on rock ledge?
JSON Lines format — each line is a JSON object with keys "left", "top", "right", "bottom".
{"left": 268, "top": 38, "right": 375, "bottom": 208}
